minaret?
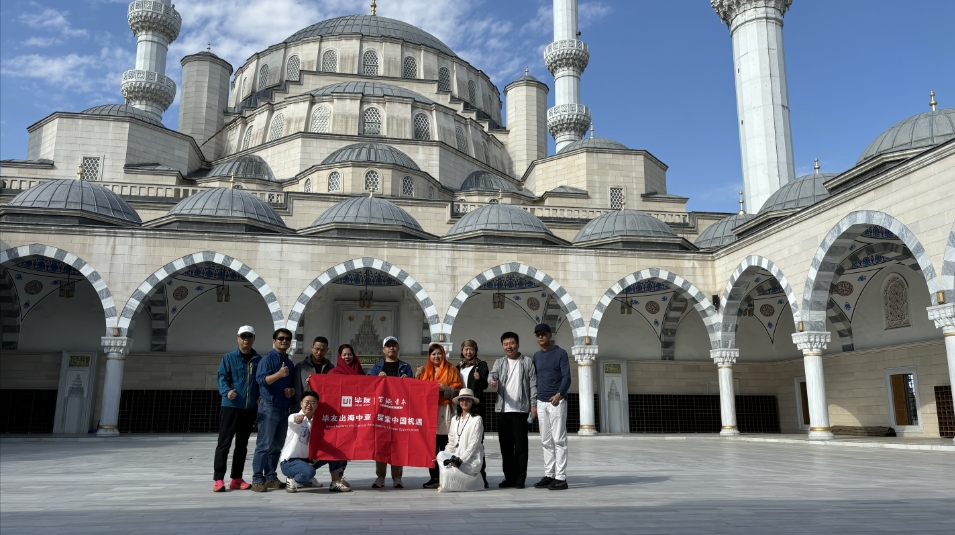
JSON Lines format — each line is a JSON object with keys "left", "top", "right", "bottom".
{"left": 712, "top": 0, "right": 796, "bottom": 212}
{"left": 179, "top": 44, "right": 234, "bottom": 160}
{"left": 121, "top": 0, "right": 181, "bottom": 120}
{"left": 545, "top": 0, "right": 591, "bottom": 152}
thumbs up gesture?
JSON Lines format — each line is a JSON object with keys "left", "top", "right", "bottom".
{"left": 278, "top": 363, "right": 289, "bottom": 378}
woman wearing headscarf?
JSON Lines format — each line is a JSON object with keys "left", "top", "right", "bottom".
{"left": 416, "top": 343, "right": 463, "bottom": 489}
{"left": 436, "top": 388, "right": 485, "bottom": 492}
{"left": 457, "top": 339, "right": 490, "bottom": 488}
{"left": 321, "top": 344, "right": 364, "bottom": 489}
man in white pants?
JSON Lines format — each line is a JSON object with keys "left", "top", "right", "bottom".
{"left": 530, "top": 323, "right": 570, "bottom": 490}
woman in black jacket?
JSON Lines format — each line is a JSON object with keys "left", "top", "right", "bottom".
{"left": 457, "top": 339, "right": 490, "bottom": 488}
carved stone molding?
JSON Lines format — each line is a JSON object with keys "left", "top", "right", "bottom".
{"left": 544, "top": 39, "right": 590, "bottom": 75}
{"left": 101, "top": 336, "right": 132, "bottom": 358}
{"left": 927, "top": 303, "right": 955, "bottom": 333}
{"left": 711, "top": 0, "right": 792, "bottom": 26}
{"left": 572, "top": 344, "right": 598, "bottom": 363}
{"left": 128, "top": 0, "right": 181, "bottom": 43}
{"left": 121, "top": 69, "right": 177, "bottom": 111}
{"left": 791, "top": 331, "right": 831, "bottom": 355}
{"left": 547, "top": 104, "right": 591, "bottom": 140}
{"left": 710, "top": 348, "right": 739, "bottom": 366}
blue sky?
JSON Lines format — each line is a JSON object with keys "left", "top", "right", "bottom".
{"left": 1, "top": 0, "right": 952, "bottom": 213}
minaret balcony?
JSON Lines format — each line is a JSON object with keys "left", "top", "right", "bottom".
{"left": 121, "top": 70, "right": 177, "bottom": 111}
{"left": 547, "top": 103, "right": 591, "bottom": 139}
{"left": 127, "top": 0, "right": 181, "bottom": 43}
{"left": 544, "top": 39, "right": 590, "bottom": 75}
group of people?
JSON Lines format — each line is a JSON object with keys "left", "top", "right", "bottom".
{"left": 212, "top": 322, "right": 571, "bottom": 493}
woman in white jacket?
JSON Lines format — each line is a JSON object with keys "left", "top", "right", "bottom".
{"left": 436, "top": 388, "right": 486, "bottom": 492}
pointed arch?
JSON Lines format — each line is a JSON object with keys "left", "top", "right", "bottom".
{"left": 941, "top": 221, "right": 955, "bottom": 302}
{"left": 720, "top": 255, "right": 800, "bottom": 349}
{"left": 117, "top": 251, "right": 284, "bottom": 336}
{"left": 442, "top": 263, "right": 586, "bottom": 345}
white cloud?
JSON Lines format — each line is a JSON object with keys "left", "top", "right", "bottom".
{"left": 19, "top": 6, "right": 89, "bottom": 38}
{"left": 21, "top": 37, "right": 61, "bottom": 48}
{"left": 1, "top": 47, "right": 135, "bottom": 104}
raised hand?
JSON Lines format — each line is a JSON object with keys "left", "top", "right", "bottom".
{"left": 473, "top": 369, "right": 480, "bottom": 380}
{"left": 277, "top": 363, "right": 290, "bottom": 378}
{"left": 284, "top": 387, "right": 295, "bottom": 398}
{"left": 294, "top": 414, "right": 305, "bottom": 425}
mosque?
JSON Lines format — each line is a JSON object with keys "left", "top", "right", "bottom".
{"left": 1, "top": 0, "right": 953, "bottom": 442}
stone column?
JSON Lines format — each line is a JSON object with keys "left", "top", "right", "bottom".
{"left": 927, "top": 303, "right": 955, "bottom": 443}
{"left": 791, "top": 331, "right": 833, "bottom": 440}
{"left": 572, "top": 345, "right": 598, "bottom": 436}
{"left": 710, "top": 348, "right": 740, "bottom": 436}
{"left": 96, "top": 336, "right": 131, "bottom": 436}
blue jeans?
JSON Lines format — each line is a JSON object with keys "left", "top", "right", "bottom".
{"left": 280, "top": 459, "right": 345, "bottom": 485}
{"left": 252, "top": 399, "right": 289, "bottom": 484}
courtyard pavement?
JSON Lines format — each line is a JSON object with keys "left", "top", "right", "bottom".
{"left": 1, "top": 435, "right": 953, "bottom": 534}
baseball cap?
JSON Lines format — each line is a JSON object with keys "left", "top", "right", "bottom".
{"left": 533, "top": 323, "right": 552, "bottom": 334}
{"left": 382, "top": 336, "right": 399, "bottom": 347}
{"left": 237, "top": 325, "right": 256, "bottom": 336}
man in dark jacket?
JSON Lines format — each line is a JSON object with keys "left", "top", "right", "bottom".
{"left": 251, "top": 328, "right": 296, "bottom": 492}
{"left": 212, "top": 325, "right": 262, "bottom": 492}
{"left": 293, "top": 336, "right": 335, "bottom": 403}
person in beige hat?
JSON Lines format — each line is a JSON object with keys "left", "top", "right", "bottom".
{"left": 434, "top": 388, "right": 485, "bottom": 492}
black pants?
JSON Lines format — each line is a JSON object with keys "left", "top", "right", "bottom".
{"left": 213, "top": 406, "right": 257, "bottom": 481}
{"left": 429, "top": 434, "right": 449, "bottom": 480}
{"left": 498, "top": 412, "right": 529, "bottom": 482}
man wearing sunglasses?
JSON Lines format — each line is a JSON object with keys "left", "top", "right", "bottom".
{"left": 212, "top": 325, "right": 262, "bottom": 492}
{"left": 251, "top": 328, "right": 297, "bottom": 492}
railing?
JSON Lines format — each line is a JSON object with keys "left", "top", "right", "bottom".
{"left": 451, "top": 202, "right": 695, "bottom": 226}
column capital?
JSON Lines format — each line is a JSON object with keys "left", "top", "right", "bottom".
{"left": 572, "top": 344, "right": 598, "bottom": 363}
{"left": 927, "top": 303, "right": 955, "bottom": 333}
{"left": 101, "top": 336, "right": 132, "bottom": 358}
{"left": 711, "top": 0, "right": 791, "bottom": 26}
{"left": 791, "top": 331, "right": 830, "bottom": 355}
{"left": 710, "top": 348, "right": 739, "bottom": 366}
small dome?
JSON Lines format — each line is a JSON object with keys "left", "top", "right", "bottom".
{"left": 858, "top": 108, "right": 955, "bottom": 164}
{"left": 321, "top": 143, "right": 420, "bottom": 171}
{"left": 309, "top": 196, "right": 424, "bottom": 231}
{"left": 208, "top": 155, "right": 276, "bottom": 182}
{"left": 694, "top": 213, "right": 757, "bottom": 249}
{"left": 285, "top": 15, "right": 457, "bottom": 57}
{"left": 81, "top": 104, "right": 164, "bottom": 127}
{"left": 447, "top": 203, "right": 553, "bottom": 237}
{"left": 573, "top": 210, "right": 676, "bottom": 244}
{"left": 459, "top": 171, "right": 518, "bottom": 193}
{"left": 310, "top": 81, "right": 433, "bottom": 105}
{"left": 168, "top": 188, "right": 286, "bottom": 228}
{"left": 557, "top": 137, "right": 629, "bottom": 154}
{"left": 759, "top": 173, "right": 837, "bottom": 214}
{"left": 5, "top": 179, "right": 142, "bottom": 225}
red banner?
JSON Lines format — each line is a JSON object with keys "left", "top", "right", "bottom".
{"left": 307, "top": 374, "right": 438, "bottom": 468}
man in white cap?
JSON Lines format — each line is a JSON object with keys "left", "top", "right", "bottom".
{"left": 212, "top": 326, "right": 262, "bottom": 492}
{"left": 368, "top": 336, "right": 413, "bottom": 488}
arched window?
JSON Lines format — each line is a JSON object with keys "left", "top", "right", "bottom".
{"left": 428, "top": 185, "right": 435, "bottom": 200}
{"left": 468, "top": 80, "right": 476, "bottom": 104}
{"left": 322, "top": 50, "right": 338, "bottom": 72}
{"left": 241, "top": 126, "right": 254, "bottom": 150}
{"left": 488, "top": 198, "right": 499, "bottom": 204}
{"left": 327, "top": 171, "right": 342, "bottom": 192}
{"left": 267, "top": 113, "right": 285, "bottom": 141}
{"left": 310, "top": 106, "right": 330, "bottom": 133}
{"left": 413, "top": 113, "right": 431, "bottom": 140}
{"left": 402, "top": 56, "right": 417, "bottom": 79}
{"left": 363, "top": 107, "right": 382, "bottom": 135}
{"left": 304, "top": 178, "right": 312, "bottom": 193}
{"left": 227, "top": 127, "right": 238, "bottom": 153}
{"left": 258, "top": 64, "right": 269, "bottom": 89}
{"left": 454, "top": 124, "right": 469, "bottom": 154}
{"left": 362, "top": 50, "right": 378, "bottom": 76}
{"left": 364, "top": 170, "right": 380, "bottom": 193}
{"left": 286, "top": 55, "right": 300, "bottom": 81}
{"left": 401, "top": 176, "right": 414, "bottom": 197}
{"left": 883, "top": 274, "right": 911, "bottom": 329}
{"left": 438, "top": 67, "right": 451, "bottom": 92}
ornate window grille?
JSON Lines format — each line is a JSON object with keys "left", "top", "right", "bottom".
{"left": 286, "top": 55, "right": 300, "bottom": 81}
{"left": 403, "top": 56, "right": 417, "bottom": 79}
{"left": 258, "top": 64, "right": 269, "bottom": 89}
{"left": 304, "top": 178, "right": 312, "bottom": 193}
{"left": 310, "top": 106, "right": 330, "bottom": 133}
{"left": 610, "top": 187, "right": 624, "bottom": 209}
{"left": 363, "top": 107, "right": 382, "bottom": 135}
{"left": 362, "top": 50, "right": 378, "bottom": 76}
{"left": 468, "top": 80, "right": 477, "bottom": 104}
{"left": 488, "top": 198, "right": 499, "bottom": 204}
{"left": 327, "top": 171, "right": 342, "bottom": 192}
{"left": 364, "top": 170, "right": 380, "bottom": 193}
{"left": 268, "top": 114, "right": 285, "bottom": 141}
{"left": 81, "top": 157, "right": 101, "bottom": 180}
{"left": 241, "top": 127, "right": 254, "bottom": 150}
{"left": 883, "top": 275, "right": 911, "bottom": 329}
{"left": 429, "top": 185, "right": 435, "bottom": 200}
{"left": 322, "top": 50, "right": 338, "bottom": 72}
{"left": 455, "top": 125, "right": 469, "bottom": 154}
{"left": 413, "top": 113, "right": 431, "bottom": 140}
{"left": 401, "top": 176, "right": 414, "bottom": 197}
{"left": 438, "top": 67, "right": 451, "bottom": 92}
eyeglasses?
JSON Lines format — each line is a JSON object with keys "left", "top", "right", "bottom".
{"left": 302, "top": 401, "right": 317, "bottom": 406}
{"left": 276, "top": 337, "right": 292, "bottom": 342}
{"left": 239, "top": 333, "right": 255, "bottom": 340}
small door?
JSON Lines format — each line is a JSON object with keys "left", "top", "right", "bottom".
{"left": 799, "top": 381, "right": 810, "bottom": 426}
{"left": 890, "top": 374, "right": 911, "bottom": 426}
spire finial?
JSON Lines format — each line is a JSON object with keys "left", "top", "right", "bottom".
{"left": 929, "top": 90, "right": 937, "bottom": 111}
{"left": 77, "top": 164, "right": 84, "bottom": 181}
{"left": 620, "top": 192, "right": 626, "bottom": 211}
{"left": 498, "top": 189, "right": 503, "bottom": 201}
{"left": 525, "top": 66, "right": 529, "bottom": 77}
{"left": 590, "top": 123, "right": 594, "bottom": 138}
{"left": 738, "top": 191, "right": 745, "bottom": 215}
{"left": 369, "top": 184, "right": 376, "bottom": 198}
{"left": 370, "top": 0, "right": 377, "bottom": 16}
{"left": 206, "top": 42, "right": 211, "bottom": 52}
{"left": 813, "top": 158, "right": 820, "bottom": 174}
{"left": 230, "top": 173, "right": 236, "bottom": 188}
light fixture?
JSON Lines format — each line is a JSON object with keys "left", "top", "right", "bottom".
{"left": 59, "top": 271, "right": 75, "bottom": 299}
{"left": 358, "top": 270, "right": 373, "bottom": 308}
{"left": 937, "top": 291, "right": 947, "bottom": 305}
{"left": 492, "top": 289, "right": 506, "bottom": 310}
{"left": 615, "top": 289, "right": 633, "bottom": 315}
{"left": 216, "top": 269, "right": 230, "bottom": 303}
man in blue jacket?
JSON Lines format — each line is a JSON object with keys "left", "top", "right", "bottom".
{"left": 251, "top": 327, "right": 297, "bottom": 492}
{"left": 212, "top": 325, "right": 262, "bottom": 492}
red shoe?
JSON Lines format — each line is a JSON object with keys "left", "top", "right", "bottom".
{"left": 229, "top": 478, "right": 251, "bottom": 490}
{"left": 213, "top": 480, "right": 226, "bottom": 492}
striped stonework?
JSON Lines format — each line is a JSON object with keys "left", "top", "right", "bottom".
{"left": 0, "top": 244, "right": 117, "bottom": 336}
{"left": 117, "top": 251, "right": 284, "bottom": 337}
{"left": 591, "top": 268, "right": 719, "bottom": 349}
{"left": 720, "top": 255, "right": 799, "bottom": 350}
{"left": 659, "top": 294, "right": 688, "bottom": 361}
{"left": 442, "top": 262, "right": 587, "bottom": 346}
{"left": 801, "top": 211, "right": 940, "bottom": 333}
{"left": 941, "top": 221, "right": 955, "bottom": 303}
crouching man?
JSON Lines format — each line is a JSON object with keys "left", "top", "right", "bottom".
{"left": 279, "top": 391, "right": 352, "bottom": 493}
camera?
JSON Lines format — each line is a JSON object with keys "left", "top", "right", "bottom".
{"left": 442, "top": 455, "right": 463, "bottom": 468}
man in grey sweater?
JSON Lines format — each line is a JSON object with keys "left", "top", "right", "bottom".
{"left": 488, "top": 331, "right": 537, "bottom": 489}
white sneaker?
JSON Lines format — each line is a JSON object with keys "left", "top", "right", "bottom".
{"left": 330, "top": 481, "right": 352, "bottom": 492}
{"left": 338, "top": 477, "right": 351, "bottom": 489}
{"left": 303, "top": 477, "right": 324, "bottom": 488}
{"left": 285, "top": 478, "right": 298, "bottom": 493}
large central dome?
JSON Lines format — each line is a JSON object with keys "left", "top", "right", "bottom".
{"left": 285, "top": 15, "right": 456, "bottom": 58}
